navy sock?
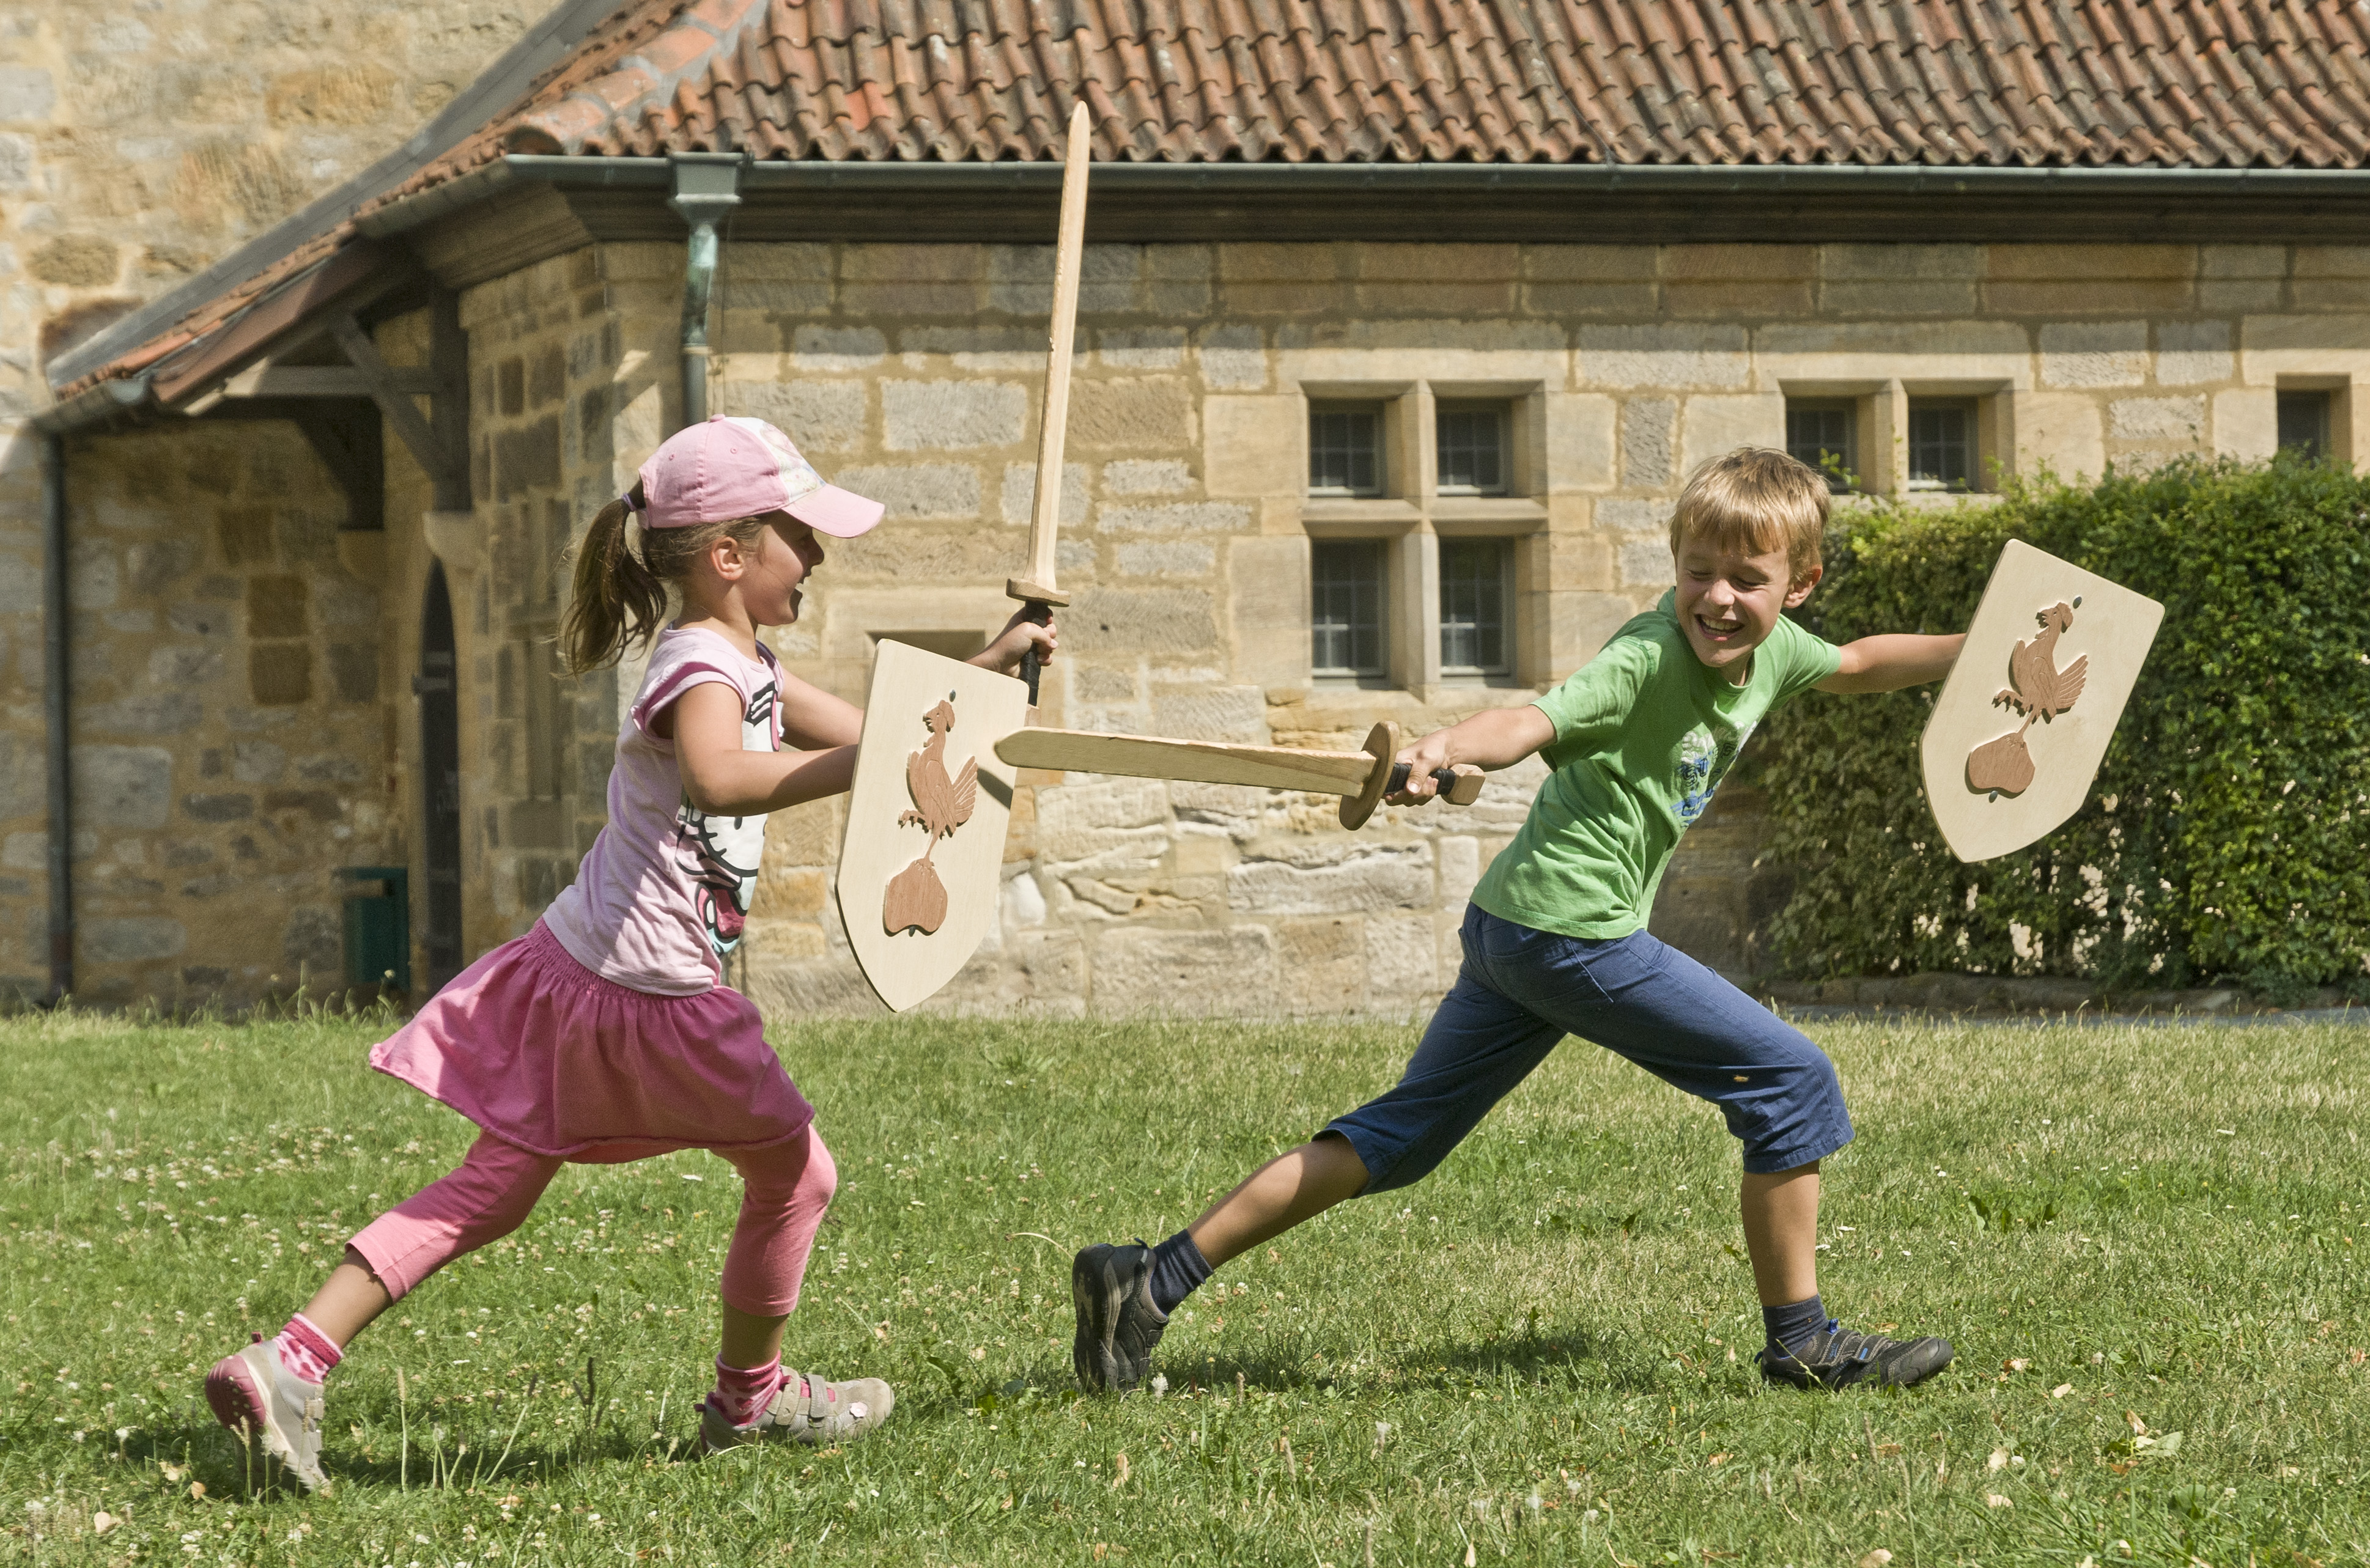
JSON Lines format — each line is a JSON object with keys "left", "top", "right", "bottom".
{"left": 1762, "top": 1294, "right": 1827, "bottom": 1356}
{"left": 1146, "top": 1231, "right": 1211, "bottom": 1315}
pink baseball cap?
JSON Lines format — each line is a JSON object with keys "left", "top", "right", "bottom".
{"left": 632, "top": 416, "right": 884, "bottom": 537}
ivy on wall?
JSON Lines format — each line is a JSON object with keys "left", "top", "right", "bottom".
{"left": 1759, "top": 455, "right": 2370, "bottom": 998}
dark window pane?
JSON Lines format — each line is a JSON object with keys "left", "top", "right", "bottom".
{"left": 1309, "top": 407, "right": 1382, "bottom": 495}
{"left": 1436, "top": 406, "right": 1507, "bottom": 494}
{"left": 1907, "top": 400, "right": 1973, "bottom": 490}
{"left": 1439, "top": 539, "right": 1510, "bottom": 675}
{"left": 1312, "top": 539, "right": 1387, "bottom": 676}
{"left": 2276, "top": 391, "right": 2331, "bottom": 460}
{"left": 1785, "top": 401, "right": 1856, "bottom": 491}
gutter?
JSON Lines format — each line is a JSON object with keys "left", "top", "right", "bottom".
{"left": 31, "top": 375, "right": 155, "bottom": 437}
{"left": 352, "top": 155, "right": 2370, "bottom": 227}
{"left": 39, "top": 434, "right": 72, "bottom": 1004}
{"left": 743, "top": 160, "right": 2370, "bottom": 198}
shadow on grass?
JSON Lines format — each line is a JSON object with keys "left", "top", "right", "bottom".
{"left": 1428, "top": 1328, "right": 1682, "bottom": 1392}
{"left": 976, "top": 1327, "right": 1684, "bottom": 1408}
{"left": 144, "top": 1410, "right": 703, "bottom": 1504}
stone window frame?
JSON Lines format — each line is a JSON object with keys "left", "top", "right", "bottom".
{"left": 1300, "top": 379, "right": 1551, "bottom": 697}
{"left": 816, "top": 587, "right": 1041, "bottom": 707}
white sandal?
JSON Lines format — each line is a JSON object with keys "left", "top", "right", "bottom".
{"left": 700, "top": 1369, "right": 895, "bottom": 1452}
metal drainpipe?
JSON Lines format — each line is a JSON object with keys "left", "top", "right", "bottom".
{"left": 39, "top": 432, "right": 72, "bottom": 1004}
{"left": 668, "top": 152, "right": 745, "bottom": 432}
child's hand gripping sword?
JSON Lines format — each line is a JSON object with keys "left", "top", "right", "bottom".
{"left": 1006, "top": 101, "right": 1092, "bottom": 710}
{"left": 995, "top": 722, "right": 1485, "bottom": 830}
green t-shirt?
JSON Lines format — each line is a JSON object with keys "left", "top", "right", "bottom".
{"left": 1469, "top": 592, "right": 1842, "bottom": 940}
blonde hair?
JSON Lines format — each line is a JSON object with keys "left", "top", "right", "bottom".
{"left": 559, "top": 484, "right": 772, "bottom": 673}
{"left": 1667, "top": 447, "right": 1830, "bottom": 586}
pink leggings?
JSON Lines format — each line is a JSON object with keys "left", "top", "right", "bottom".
{"left": 348, "top": 1125, "right": 836, "bottom": 1316}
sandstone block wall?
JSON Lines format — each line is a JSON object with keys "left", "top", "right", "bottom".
{"left": 0, "top": 0, "right": 539, "bottom": 998}
{"left": 5, "top": 424, "right": 398, "bottom": 1003}
{"left": 13, "top": 231, "right": 2369, "bottom": 1009}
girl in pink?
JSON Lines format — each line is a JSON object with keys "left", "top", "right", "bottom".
{"left": 204, "top": 416, "right": 1056, "bottom": 1490}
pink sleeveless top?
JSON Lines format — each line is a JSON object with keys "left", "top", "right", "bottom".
{"left": 543, "top": 627, "right": 782, "bottom": 996}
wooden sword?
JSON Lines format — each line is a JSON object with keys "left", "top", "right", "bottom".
{"left": 994, "top": 721, "right": 1485, "bottom": 830}
{"left": 1006, "top": 101, "right": 1093, "bottom": 709}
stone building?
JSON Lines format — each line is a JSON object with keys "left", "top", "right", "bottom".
{"left": 12, "top": 1, "right": 2370, "bottom": 1012}
{"left": 0, "top": 0, "right": 617, "bottom": 998}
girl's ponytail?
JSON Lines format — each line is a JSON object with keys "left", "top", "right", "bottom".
{"left": 561, "top": 487, "right": 668, "bottom": 673}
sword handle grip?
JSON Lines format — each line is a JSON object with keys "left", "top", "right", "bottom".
{"left": 1017, "top": 599, "right": 1052, "bottom": 706}
{"left": 1386, "top": 760, "right": 1485, "bottom": 805}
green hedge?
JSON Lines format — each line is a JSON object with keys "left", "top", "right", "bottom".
{"left": 1758, "top": 455, "right": 2370, "bottom": 998}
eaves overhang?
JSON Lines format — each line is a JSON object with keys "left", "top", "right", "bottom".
{"left": 358, "top": 154, "right": 2370, "bottom": 254}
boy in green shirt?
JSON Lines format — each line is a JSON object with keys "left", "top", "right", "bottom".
{"left": 1074, "top": 447, "right": 1968, "bottom": 1393}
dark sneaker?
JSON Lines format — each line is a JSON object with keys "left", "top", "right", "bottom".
{"left": 1757, "top": 1321, "right": 1954, "bottom": 1390}
{"left": 1071, "top": 1241, "right": 1168, "bottom": 1393}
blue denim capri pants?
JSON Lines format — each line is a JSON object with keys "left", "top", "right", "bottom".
{"left": 1327, "top": 906, "right": 1854, "bottom": 1190}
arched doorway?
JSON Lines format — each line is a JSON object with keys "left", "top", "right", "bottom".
{"left": 416, "top": 562, "right": 464, "bottom": 990}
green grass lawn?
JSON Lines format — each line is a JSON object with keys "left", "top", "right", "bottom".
{"left": 0, "top": 1004, "right": 2363, "bottom": 1567}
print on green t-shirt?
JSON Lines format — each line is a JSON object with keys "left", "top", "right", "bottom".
{"left": 1469, "top": 592, "right": 1841, "bottom": 941}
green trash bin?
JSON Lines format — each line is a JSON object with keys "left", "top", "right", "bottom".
{"left": 339, "top": 866, "right": 410, "bottom": 992}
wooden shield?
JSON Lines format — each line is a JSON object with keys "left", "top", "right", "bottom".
{"left": 1920, "top": 539, "right": 2164, "bottom": 864}
{"left": 835, "top": 642, "right": 1028, "bottom": 1011}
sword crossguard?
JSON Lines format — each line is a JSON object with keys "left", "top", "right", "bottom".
{"left": 1341, "top": 722, "right": 1485, "bottom": 830}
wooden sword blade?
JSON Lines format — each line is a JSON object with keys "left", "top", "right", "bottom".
{"left": 993, "top": 729, "right": 1379, "bottom": 795}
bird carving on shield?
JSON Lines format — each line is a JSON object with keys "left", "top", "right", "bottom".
{"left": 1996, "top": 601, "right": 2088, "bottom": 724}
{"left": 1967, "top": 599, "right": 2087, "bottom": 798}
{"left": 883, "top": 695, "right": 978, "bottom": 936}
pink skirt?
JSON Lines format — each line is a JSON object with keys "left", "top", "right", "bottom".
{"left": 369, "top": 921, "right": 813, "bottom": 1163}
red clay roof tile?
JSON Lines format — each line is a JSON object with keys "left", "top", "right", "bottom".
{"left": 400, "top": 0, "right": 2370, "bottom": 187}
{"left": 53, "top": 1, "right": 2370, "bottom": 404}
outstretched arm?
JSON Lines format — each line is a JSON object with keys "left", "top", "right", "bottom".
{"left": 671, "top": 682, "right": 855, "bottom": 815}
{"left": 1386, "top": 704, "right": 1557, "bottom": 802}
{"left": 1817, "top": 633, "right": 1966, "bottom": 694}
